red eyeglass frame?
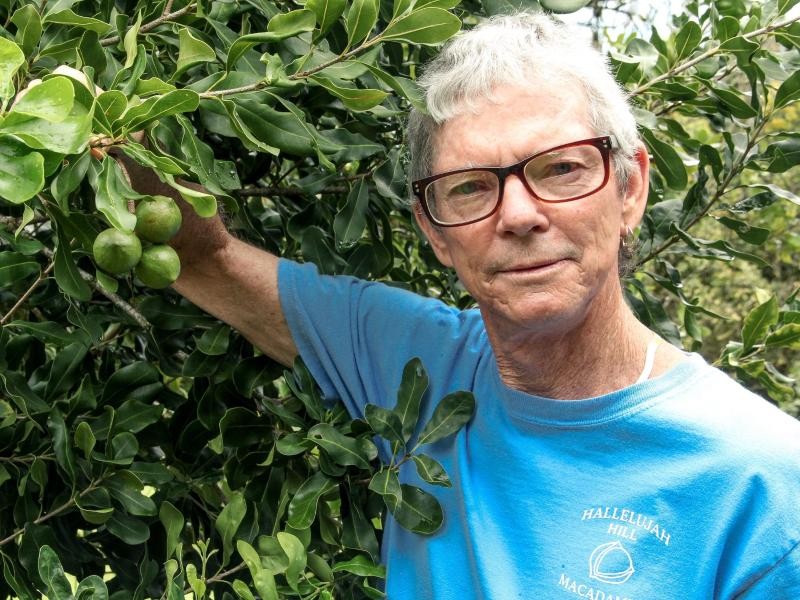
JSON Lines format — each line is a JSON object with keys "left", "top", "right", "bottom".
{"left": 411, "top": 135, "right": 616, "bottom": 227}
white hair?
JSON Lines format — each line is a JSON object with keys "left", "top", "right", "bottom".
{"left": 407, "top": 12, "right": 640, "bottom": 195}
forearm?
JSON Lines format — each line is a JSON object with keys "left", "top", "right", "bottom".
{"left": 172, "top": 238, "right": 298, "bottom": 366}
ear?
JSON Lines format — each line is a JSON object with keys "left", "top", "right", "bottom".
{"left": 620, "top": 143, "right": 650, "bottom": 234}
{"left": 413, "top": 202, "right": 455, "bottom": 268}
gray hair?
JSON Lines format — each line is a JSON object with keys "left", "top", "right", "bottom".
{"left": 407, "top": 12, "right": 640, "bottom": 196}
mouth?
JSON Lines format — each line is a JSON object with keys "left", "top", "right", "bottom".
{"left": 498, "top": 259, "right": 565, "bottom": 275}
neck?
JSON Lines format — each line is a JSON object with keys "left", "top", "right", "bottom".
{"left": 485, "top": 282, "right": 657, "bottom": 400}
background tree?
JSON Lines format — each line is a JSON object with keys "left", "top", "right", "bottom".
{"left": 0, "top": 0, "right": 798, "bottom": 597}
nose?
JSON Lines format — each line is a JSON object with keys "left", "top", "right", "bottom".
{"left": 495, "top": 173, "right": 550, "bottom": 236}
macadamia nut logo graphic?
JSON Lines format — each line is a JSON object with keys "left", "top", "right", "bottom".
{"left": 588, "top": 540, "right": 635, "bottom": 585}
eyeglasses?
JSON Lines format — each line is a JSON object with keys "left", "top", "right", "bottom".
{"left": 412, "top": 136, "right": 615, "bottom": 227}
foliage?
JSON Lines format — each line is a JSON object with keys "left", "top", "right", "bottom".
{"left": 0, "top": 0, "right": 799, "bottom": 597}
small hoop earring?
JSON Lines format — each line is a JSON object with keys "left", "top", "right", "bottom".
{"left": 621, "top": 224, "right": 633, "bottom": 248}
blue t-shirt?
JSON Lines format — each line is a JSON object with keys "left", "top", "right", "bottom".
{"left": 278, "top": 259, "right": 800, "bottom": 599}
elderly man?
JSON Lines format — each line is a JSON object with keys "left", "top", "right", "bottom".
{"left": 159, "top": 13, "right": 800, "bottom": 599}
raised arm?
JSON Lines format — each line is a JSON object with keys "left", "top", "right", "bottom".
{"left": 120, "top": 158, "right": 299, "bottom": 367}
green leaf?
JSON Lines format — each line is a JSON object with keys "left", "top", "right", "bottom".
{"left": 0, "top": 138, "right": 45, "bottom": 204}
{"left": 107, "top": 470, "right": 157, "bottom": 516}
{"left": 334, "top": 179, "right": 371, "bottom": 249}
{"left": 715, "top": 216, "right": 769, "bottom": 245}
{"left": 764, "top": 323, "right": 800, "bottom": 349}
{"left": 0, "top": 94, "right": 92, "bottom": 154}
{"left": 774, "top": 69, "right": 800, "bottom": 109}
{"left": 332, "top": 554, "right": 386, "bottom": 577}
{"left": 341, "top": 495, "right": 379, "bottom": 560}
{"left": 287, "top": 471, "right": 337, "bottom": 529}
{"left": 416, "top": 391, "right": 474, "bottom": 447}
{"left": 368, "top": 468, "right": 402, "bottom": 507}
{"left": 159, "top": 501, "right": 184, "bottom": 559}
{"left": 118, "top": 89, "right": 200, "bottom": 133}
{"left": 742, "top": 295, "right": 778, "bottom": 353}
{"left": 346, "top": 0, "right": 378, "bottom": 47}
{"left": 220, "top": 407, "right": 272, "bottom": 447}
{"left": 756, "top": 140, "right": 800, "bottom": 173}
{"left": 38, "top": 545, "right": 72, "bottom": 600}
{"left": 229, "top": 99, "right": 315, "bottom": 157}
{"left": 122, "top": 12, "right": 142, "bottom": 68}
{"left": 381, "top": 8, "right": 461, "bottom": 45}
{"left": 232, "top": 580, "right": 256, "bottom": 600}
{"left": 364, "top": 404, "right": 405, "bottom": 448}
{"left": 44, "top": 9, "right": 113, "bottom": 34}
{"left": 51, "top": 151, "right": 91, "bottom": 209}
{"left": 175, "top": 27, "right": 217, "bottom": 78}
{"left": 75, "top": 421, "right": 96, "bottom": 458}
{"left": 77, "top": 498, "right": 115, "bottom": 526}
{"left": 412, "top": 454, "right": 451, "bottom": 487}
{"left": 197, "top": 323, "right": 231, "bottom": 355}
{"left": 307, "top": 0, "right": 346, "bottom": 36}
{"left": 709, "top": 85, "right": 758, "bottom": 119}
{"left": 9, "top": 76, "right": 74, "bottom": 122}
{"left": 75, "top": 575, "right": 108, "bottom": 600}
{"left": 673, "top": 20, "right": 701, "bottom": 61}
{"left": 102, "top": 361, "right": 160, "bottom": 405}
{"left": 11, "top": 5, "right": 43, "bottom": 56}
{"left": 48, "top": 409, "right": 76, "bottom": 480}
{"left": 301, "top": 226, "right": 341, "bottom": 274}
{"left": 111, "top": 431, "right": 139, "bottom": 462}
{"left": 255, "top": 536, "right": 291, "bottom": 575}
{"left": 162, "top": 174, "right": 217, "bottom": 217}
{"left": 186, "top": 564, "right": 206, "bottom": 600}
{"left": 277, "top": 532, "right": 307, "bottom": 592}
{"left": 45, "top": 341, "right": 88, "bottom": 400}
{"left": 226, "top": 10, "right": 316, "bottom": 69}
{"left": 357, "top": 63, "right": 425, "bottom": 111}
{"left": 239, "top": 540, "right": 279, "bottom": 600}
{"left": 106, "top": 511, "right": 150, "bottom": 544}
{"left": 394, "top": 357, "right": 429, "bottom": 442}
{"left": 641, "top": 129, "right": 687, "bottom": 190}
{"left": 54, "top": 241, "right": 92, "bottom": 301}
{"left": 89, "top": 156, "right": 136, "bottom": 232}
{"left": 215, "top": 492, "right": 247, "bottom": 565}
{"left": 307, "top": 423, "right": 378, "bottom": 468}
{"left": 120, "top": 141, "right": 186, "bottom": 176}
{"left": 310, "top": 75, "right": 388, "bottom": 111}
{"left": 0, "top": 38, "right": 25, "bottom": 102}
{"left": 387, "top": 484, "right": 443, "bottom": 534}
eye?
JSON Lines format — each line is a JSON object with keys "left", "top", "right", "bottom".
{"left": 548, "top": 161, "right": 579, "bottom": 176}
{"left": 450, "top": 180, "right": 486, "bottom": 195}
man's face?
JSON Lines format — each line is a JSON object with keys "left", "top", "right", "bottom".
{"left": 416, "top": 84, "right": 647, "bottom": 339}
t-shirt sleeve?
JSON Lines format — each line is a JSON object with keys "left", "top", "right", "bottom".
{"left": 736, "top": 540, "right": 800, "bottom": 599}
{"left": 277, "top": 259, "right": 486, "bottom": 420}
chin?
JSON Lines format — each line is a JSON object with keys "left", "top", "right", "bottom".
{"left": 485, "top": 290, "right": 590, "bottom": 335}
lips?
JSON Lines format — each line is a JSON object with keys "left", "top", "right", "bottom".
{"left": 499, "top": 259, "right": 564, "bottom": 273}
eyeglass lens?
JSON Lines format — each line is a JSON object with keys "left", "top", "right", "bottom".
{"left": 425, "top": 142, "right": 606, "bottom": 225}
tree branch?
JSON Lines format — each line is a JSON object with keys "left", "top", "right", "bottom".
{"left": 198, "top": 35, "right": 383, "bottom": 99}
{"left": 0, "top": 481, "right": 101, "bottom": 547}
{"left": 629, "top": 13, "right": 800, "bottom": 98}
{"left": 100, "top": 3, "right": 197, "bottom": 47}
{"left": 238, "top": 185, "right": 348, "bottom": 198}
{"left": 635, "top": 118, "right": 769, "bottom": 267}
{"left": 0, "top": 260, "right": 55, "bottom": 325}
{"left": 38, "top": 247, "right": 152, "bottom": 329}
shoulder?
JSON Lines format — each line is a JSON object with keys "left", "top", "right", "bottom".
{"left": 278, "top": 258, "right": 485, "bottom": 333}
{"left": 656, "top": 354, "right": 800, "bottom": 460}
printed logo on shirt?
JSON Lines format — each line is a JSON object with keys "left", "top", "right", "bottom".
{"left": 588, "top": 541, "right": 634, "bottom": 584}
{"left": 555, "top": 505, "right": 673, "bottom": 599}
